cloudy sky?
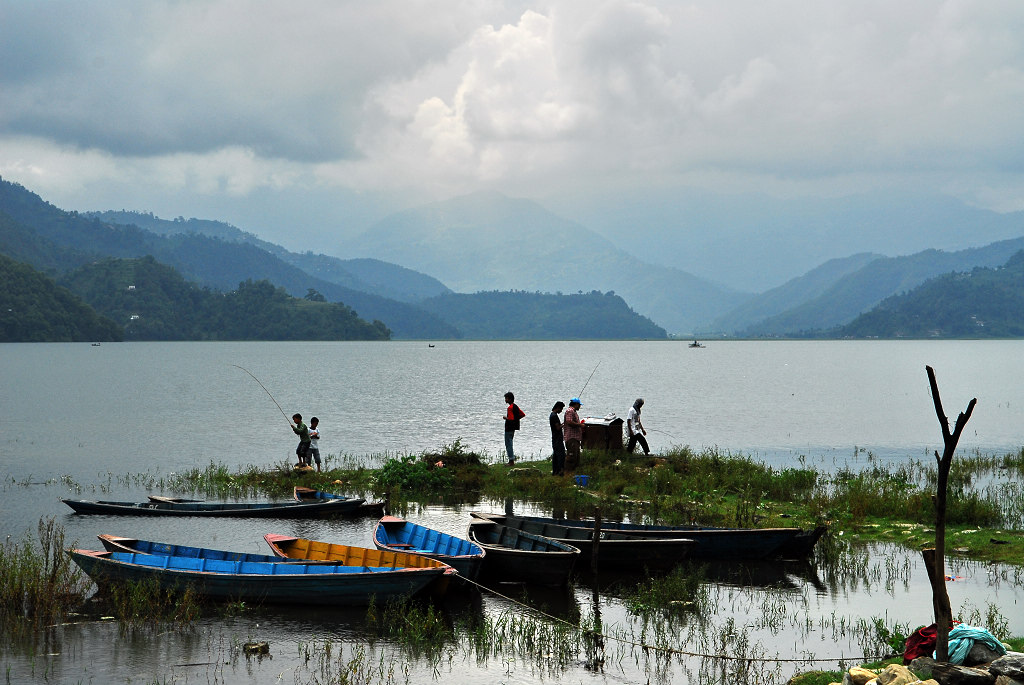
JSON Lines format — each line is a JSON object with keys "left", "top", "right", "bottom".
{"left": 2, "top": 1, "right": 1023, "bottom": 264}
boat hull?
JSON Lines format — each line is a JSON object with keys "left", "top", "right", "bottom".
{"left": 372, "top": 516, "right": 484, "bottom": 580}
{"left": 471, "top": 512, "right": 808, "bottom": 560}
{"left": 70, "top": 549, "right": 448, "bottom": 606}
{"left": 61, "top": 497, "right": 364, "bottom": 518}
{"left": 292, "top": 487, "right": 386, "bottom": 516}
{"left": 467, "top": 520, "right": 579, "bottom": 586}
{"left": 469, "top": 514, "right": 694, "bottom": 570}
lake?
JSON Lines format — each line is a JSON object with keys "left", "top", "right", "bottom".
{"left": 2, "top": 340, "right": 1023, "bottom": 684}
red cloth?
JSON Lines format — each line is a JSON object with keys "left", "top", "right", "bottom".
{"left": 903, "top": 624, "right": 937, "bottom": 664}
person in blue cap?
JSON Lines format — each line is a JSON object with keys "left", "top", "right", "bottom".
{"left": 563, "top": 397, "right": 584, "bottom": 473}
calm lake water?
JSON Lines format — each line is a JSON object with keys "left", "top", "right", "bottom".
{"left": 2, "top": 340, "right": 1023, "bottom": 684}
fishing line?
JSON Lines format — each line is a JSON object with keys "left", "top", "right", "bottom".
{"left": 577, "top": 360, "right": 601, "bottom": 399}
{"left": 231, "top": 364, "right": 292, "bottom": 427}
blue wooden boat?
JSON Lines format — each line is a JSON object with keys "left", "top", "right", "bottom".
{"left": 292, "top": 487, "right": 386, "bottom": 515}
{"left": 468, "top": 513, "right": 695, "bottom": 569}
{"left": 471, "top": 512, "right": 807, "bottom": 560}
{"left": 466, "top": 519, "right": 579, "bottom": 586}
{"left": 70, "top": 546, "right": 452, "bottom": 606}
{"left": 61, "top": 496, "right": 364, "bottom": 518}
{"left": 372, "top": 516, "right": 485, "bottom": 580}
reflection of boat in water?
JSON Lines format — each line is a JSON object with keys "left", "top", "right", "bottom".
{"left": 688, "top": 340, "right": 705, "bottom": 348}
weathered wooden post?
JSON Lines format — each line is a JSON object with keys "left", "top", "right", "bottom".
{"left": 923, "top": 365, "right": 977, "bottom": 662}
{"left": 591, "top": 508, "right": 602, "bottom": 573}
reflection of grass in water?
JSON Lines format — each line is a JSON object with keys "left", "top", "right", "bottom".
{"left": 619, "top": 563, "right": 710, "bottom": 622}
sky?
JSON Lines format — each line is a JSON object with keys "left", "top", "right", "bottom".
{"left": 2, "top": 1, "right": 1024, "bottom": 270}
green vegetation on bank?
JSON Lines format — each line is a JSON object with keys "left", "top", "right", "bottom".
{"left": 87, "top": 442, "right": 1024, "bottom": 567}
{"left": 7, "top": 445, "right": 1024, "bottom": 682}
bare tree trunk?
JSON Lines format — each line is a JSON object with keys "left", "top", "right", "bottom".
{"left": 924, "top": 365, "right": 977, "bottom": 662}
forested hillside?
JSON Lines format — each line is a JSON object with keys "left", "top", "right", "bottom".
{"left": 0, "top": 254, "right": 122, "bottom": 342}
{"left": 836, "top": 251, "right": 1024, "bottom": 338}
{"left": 60, "top": 257, "right": 391, "bottom": 341}
{"left": 420, "top": 290, "right": 667, "bottom": 339}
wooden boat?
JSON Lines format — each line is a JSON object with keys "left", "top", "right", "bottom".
{"left": 471, "top": 512, "right": 806, "bottom": 561}
{"left": 70, "top": 546, "right": 452, "bottom": 606}
{"left": 99, "top": 534, "right": 329, "bottom": 563}
{"left": 263, "top": 533, "right": 453, "bottom": 595}
{"left": 292, "top": 487, "right": 386, "bottom": 515}
{"left": 689, "top": 340, "right": 705, "bottom": 348}
{"left": 466, "top": 519, "right": 579, "bottom": 586}
{"left": 61, "top": 496, "right": 365, "bottom": 518}
{"left": 468, "top": 514, "right": 695, "bottom": 570}
{"left": 372, "top": 516, "right": 485, "bottom": 580}
{"left": 776, "top": 525, "right": 828, "bottom": 558}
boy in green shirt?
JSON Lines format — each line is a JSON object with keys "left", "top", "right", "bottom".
{"left": 291, "top": 413, "right": 311, "bottom": 467}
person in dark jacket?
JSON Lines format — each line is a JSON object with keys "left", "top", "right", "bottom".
{"left": 549, "top": 401, "right": 566, "bottom": 476}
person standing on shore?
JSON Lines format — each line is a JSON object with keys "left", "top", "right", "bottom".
{"left": 626, "top": 398, "right": 650, "bottom": 455}
{"left": 308, "top": 416, "right": 322, "bottom": 473}
{"left": 291, "top": 413, "right": 311, "bottom": 467}
{"left": 504, "top": 391, "right": 525, "bottom": 465}
{"left": 549, "top": 401, "right": 566, "bottom": 476}
{"left": 563, "top": 398, "right": 584, "bottom": 472}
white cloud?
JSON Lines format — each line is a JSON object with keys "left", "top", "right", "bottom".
{"left": 2, "top": 0, "right": 1024, "bottom": 229}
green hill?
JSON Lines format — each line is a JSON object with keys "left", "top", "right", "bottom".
{"left": 419, "top": 290, "right": 668, "bottom": 340}
{"left": 60, "top": 256, "right": 390, "bottom": 341}
{"left": 0, "top": 254, "right": 122, "bottom": 342}
{"left": 836, "top": 250, "right": 1024, "bottom": 338}
{"left": 739, "top": 238, "right": 1024, "bottom": 336}
{"left": 0, "top": 178, "right": 458, "bottom": 338}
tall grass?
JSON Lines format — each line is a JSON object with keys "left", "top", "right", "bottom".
{"left": 0, "top": 518, "right": 90, "bottom": 636}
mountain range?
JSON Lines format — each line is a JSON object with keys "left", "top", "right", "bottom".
{"left": 4, "top": 174, "right": 1024, "bottom": 339}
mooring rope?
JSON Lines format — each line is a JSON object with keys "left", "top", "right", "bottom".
{"left": 459, "top": 574, "right": 886, "bottom": 665}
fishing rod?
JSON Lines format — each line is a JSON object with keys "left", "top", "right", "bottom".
{"left": 577, "top": 360, "right": 601, "bottom": 399}
{"left": 231, "top": 364, "right": 292, "bottom": 427}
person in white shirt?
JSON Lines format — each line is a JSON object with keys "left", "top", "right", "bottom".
{"left": 626, "top": 398, "right": 650, "bottom": 455}
{"left": 308, "top": 417, "right": 322, "bottom": 472}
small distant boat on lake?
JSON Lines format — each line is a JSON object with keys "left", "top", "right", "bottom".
{"left": 72, "top": 542, "right": 451, "bottom": 606}
{"left": 292, "top": 487, "right": 386, "bottom": 515}
{"left": 469, "top": 513, "right": 695, "bottom": 570}
{"left": 61, "top": 495, "right": 365, "bottom": 518}
{"left": 688, "top": 340, "right": 705, "bottom": 348}
{"left": 472, "top": 512, "right": 813, "bottom": 560}
{"left": 373, "top": 516, "right": 485, "bottom": 580}
{"left": 466, "top": 518, "right": 579, "bottom": 586}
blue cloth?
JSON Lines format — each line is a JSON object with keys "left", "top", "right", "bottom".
{"left": 941, "top": 624, "right": 1006, "bottom": 664}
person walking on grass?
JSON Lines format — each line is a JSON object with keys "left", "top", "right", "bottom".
{"left": 626, "top": 398, "right": 650, "bottom": 455}
{"left": 504, "top": 391, "right": 525, "bottom": 465}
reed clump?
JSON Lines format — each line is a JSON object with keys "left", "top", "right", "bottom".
{"left": 0, "top": 517, "right": 90, "bottom": 637}
{"left": 102, "top": 577, "right": 200, "bottom": 632}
